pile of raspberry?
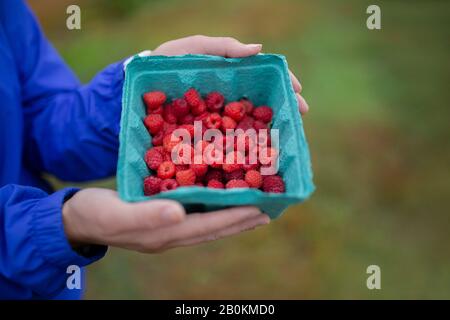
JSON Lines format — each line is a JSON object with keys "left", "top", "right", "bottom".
{"left": 142, "top": 88, "right": 285, "bottom": 195}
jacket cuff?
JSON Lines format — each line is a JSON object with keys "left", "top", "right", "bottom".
{"left": 31, "top": 188, "right": 107, "bottom": 269}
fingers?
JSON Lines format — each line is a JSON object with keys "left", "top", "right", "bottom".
{"left": 156, "top": 206, "right": 262, "bottom": 245}
{"left": 168, "top": 213, "right": 270, "bottom": 248}
{"left": 296, "top": 93, "right": 309, "bottom": 115}
{"left": 289, "top": 70, "right": 302, "bottom": 93}
{"left": 192, "top": 35, "right": 262, "bottom": 58}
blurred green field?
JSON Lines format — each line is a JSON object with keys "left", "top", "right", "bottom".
{"left": 31, "top": 0, "right": 450, "bottom": 299}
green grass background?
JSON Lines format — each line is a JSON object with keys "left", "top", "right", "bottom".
{"left": 30, "top": 0, "right": 450, "bottom": 299}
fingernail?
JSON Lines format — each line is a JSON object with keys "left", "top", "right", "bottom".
{"left": 161, "top": 206, "right": 183, "bottom": 223}
{"left": 247, "top": 44, "right": 262, "bottom": 50}
{"left": 256, "top": 215, "right": 271, "bottom": 226}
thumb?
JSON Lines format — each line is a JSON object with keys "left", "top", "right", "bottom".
{"left": 193, "top": 36, "right": 262, "bottom": 58}
{"left": 123, "top": 199, "right": 187, "bottom": 229}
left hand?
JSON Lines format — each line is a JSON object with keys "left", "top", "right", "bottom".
{"left": 151, "top": 35, "right": 309, "bottom": 114}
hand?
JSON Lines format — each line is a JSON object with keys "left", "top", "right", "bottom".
{"left": 151, "top": 35, "right": 309, "bottom": 114}
{"left": 62, "top": 188, "right": 269, "bottom": 253}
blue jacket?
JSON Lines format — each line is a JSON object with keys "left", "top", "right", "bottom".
{"left": 0, "top": 0, "right": 124, "bottom": 299}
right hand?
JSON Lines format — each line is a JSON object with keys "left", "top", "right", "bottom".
{"left": 62, "top": 188, "right": 269, "bottom": 253}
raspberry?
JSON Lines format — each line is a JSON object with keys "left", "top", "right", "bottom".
{"left": 178, "top": 124, "right": 195, "bottom": 139}
{"left": 236, "top": 115, "right": 254, "bottom": 131}
{"left": 253, "top": 120, "right": 268, "bottom": 131}
{"left": 207, "top": 179, "right": 224, "bottom": 189}
{"left": 151, "top": 131, "right": 164, "bottom": 146}
{"left": 144, "top": 114, "right": 164, "bottom": 135}
{"left": 223, "top": 168, "right": 244, "bottom": 182}
{"left": 191, "top": 163, "right": 208, "bottom": 177}
{"left": 175, "top": 164, "right": 190, "bottom": 173}
{"left": 240, "top": 98, "right": 254, "bottom": 114}
{"left": 184, "top": 88, "right": 201, "bottom": 107}
{"left": 143, "top": 176, "right": 161, "bottom": 195}
{"left": 224, "top": 102, "right": 245, "bottom": 121}
{"left": 172, "top": 98, "right": 190, "bottom": 118}
{"left": 157, "top": 161, "right": 176, "bottom": 179}
{"left": 262, "top": 175, "right": 285, "bottom": 193}
{"left": 176, "top": 169, "right": 196, "bottom": 186}
{"left": 163, "top": 104, "right": 177, "bottom": 124}
{"left": 221, "top": 116, "right": 237, "bottom": 132}
{"left": 148, "top": 105, "right": 163, "bottom": 115}
{"left": 206, "top": 92, "right": 224, "bottom": 112}
{"left": 153, "top": 146, "right": 165, "bottom": 154}
{"left": 163, "top": 122, "right": 177, "bottom": 136}
{"left": 144, "top": 147, "right": 163, "bottom": 170}
{"left": 195, "top": 182, "right": 204, "bottom": 187}
{"left": 252, "top": 106, "right": 273, "bottom": 123}
{"left": 179, "top": 113, "right": 194, "bottom": 125}
{"left": 163, "top": 135, "right": 181, "bottom": 153}
{"left": 204, "top": 112, "right": 222, "bottom": 129}
{"left": 204, "top": 169, "right": 223, "bottom": 182}
{"left": 222, "top": 151, "right": 243, "bottom": 172}
{"left": 245, "top": 170, "right": 262, "bottom": 188}
{"left": 259, "top": 147, "right": 278, "bottom": 166}
{"left": 143, "top": 91, "right": 166, "bottom": 110}
{"left": 243, "top": 156, "right": 260, "bottom": 171}
{"left": 226, "top": 179, "right": 249, "bottom": 189}
{"left": 160, "top": 179, "right": 178, "bottom": 192}
{"left": 194, "top": 112, "right": 209, "bottom": 123}
{"left": 172, "top": 144, "right": 194, "bottom": 165}
{"left": 191, "top": 99, "right": 207, "bottom": 116}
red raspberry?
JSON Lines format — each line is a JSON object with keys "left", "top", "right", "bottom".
{"left": 221, "top": 116, "right": 237, "bottom": 132}
{"left": 172, "top": 98, "right": 190, "bottom": 118}
{"left": 175, "top": 164, "right": 190, "bottom": 173}
{"left": 207, "top": 179, "right": 224, "bottom": 189}
{"left": 252, "top": 106, "right": 273, "bottom": 123}
{"left": 143, "top": 91, "right": 166, "bottom": 110}
{"left": 224, "top": 102, "right": 245, "bottom": 121}
{"left": 178, "top": 124, "right": 195, "bottom": 139}
{"left": 153, "top": 146, "right": 165, "bottom": 154}
{"left": 163, "top": 135, "right": 181, "bottom": 153}
{"left": 204, "top": 169, "right": 223, "bottom": 183}
{"left": 151, "top": 131, "right": 164, "bottom": 146}
{"left": 243, "top": 156, "right": 260, "bottom": 171}
{"left": 205, "top": 92, "right": 224, "bottom": 112}
{"left": 176, "top": 169, "right": 196, "bottom": 186}
{"left": 245, "top": 170, "right": 262, "bottom": 188}
{"left": 222, "top": 151, "right": 243, "bottom": 172}
{"left": 253, "top": 120, "right": 268, "bottom": 131}
{"left": 143, "top": 176, "right": 161, "bottom": 195}
{"left": 240, "top": 98, "right": 254, "bottom": 114}
{"left": 226, "top": 179, "right": 249, "bottom": 189}
{"left": 191, "top": 99, "right": 207, "bottom": 116}
{"left": 148, "top": 105, "right": 163, "bottom": 115}
{"left": 172, "top": 144, "right": 194, "bottom": 165}
{"left": 144, "top": 114, "right": 164, "bottom": 135}
{"left": 262, "top": 175, "right": 285, "bottom": 193}
{"left": 163, "top": 104, "right": 177, "bottom": 124}
{"left": 194, "top": 112, "right": 209, "bottom": 123}
{"left": 191, "top": 163, "right": 208, "bottom": 177}
{"left": 179, "top": 113, "right": 194, "bottom": 125}
{"left": 163, "top": 122, "right": 177, "bottom": 136}
{"left": 223, "top": 168, "right": 244, "bottom": 182}
{"left": 195, "top": 182, "right": 204, "bottom": 187}
{"left": 184, "top": 88, "right": 201, "bottom": 107}
{"left": 204, "top": 112, "right": 222, "bottom": 129}
{"left": 236, "top": 115, "right": 255, "bottom": 131}
{"left": 160, "top": 179, "right": 178, "bottom": 192}
{"left": 259, "top": 147, "right": 278, "bottom": 166}
{"left": 157, "top": 161, "right": 176, "bottom": 179}
{"left": 144, "top": 148, "right": 163, "bottom": 170}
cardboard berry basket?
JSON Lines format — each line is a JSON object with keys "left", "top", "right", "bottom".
{"left": 117, "top": 54, "right": 314, "bottom": 218}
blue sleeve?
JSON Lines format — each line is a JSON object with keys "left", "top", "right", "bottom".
{"left": 6, "top": 0, "right": 125, "bottom": 181}
{"left": 0, "top": 185, "right": 107, "bottom": 299}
